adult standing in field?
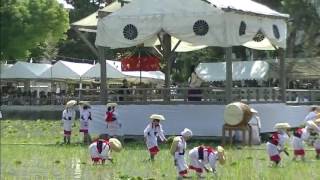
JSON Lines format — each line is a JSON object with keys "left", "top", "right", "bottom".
{"left": 304, "top": 106, "right": 320, "bottom": 122}
{"left": 143, "top": 114, "right": 167, "bottom": 161}
{"left": 188, "top": 65, "right": 202, "bottom": 101}
{"left": 234, "top": 108, "right": 261, "bottom": 145}
{"left": 89, "top": 137, "right": 122, "bottom": 165}
{"left": 61, "top": 100, "right": 76, "bottom": 144}
{"left": 170, "top": 128, "right": 193, "bottom": 179}
{"left": 105, "top": 103, "right": 122, "bottom": 138}
{"left": 79, "top": 101, "right": 92, "bottom": 144}
{"left": 188, "top": 145, "right": 226, "bottom": 178}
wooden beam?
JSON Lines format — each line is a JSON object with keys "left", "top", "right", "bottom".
{"left": 278, "top": 48, "right": 286, "bottom": 103}
{"left": 98, "top": 46, "right": 107, "bottom": 103}
{"left": 153, "top": 46, "right": 163, "bottom": 57}
{"left": 225, "top": 47, "right": 233, "bottom": 104}
{"left": 163, "top": 33, "right": 171, "bottom": 102}
{"left": 171, "top": 40, "right": 181, "bottom": 53}
{"left": 73, "top": 27, "right": 99, "bottom": 57}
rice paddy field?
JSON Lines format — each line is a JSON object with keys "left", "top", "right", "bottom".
{"left": 1, "top": 120, "right": 319, "bottom": 180}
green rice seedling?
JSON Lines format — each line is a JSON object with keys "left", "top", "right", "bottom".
{"left": 1, "top": 120, "right": 320, "bottom": 179}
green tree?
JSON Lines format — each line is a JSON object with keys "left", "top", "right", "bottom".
{"left": 0, "top": 0, "right": 69, "bottom": 60}
{"left": 256, "top": 0, "right": 320, "bottom": 57}
{"left": 57, "top": 0, "right": 104, "bottom": 60}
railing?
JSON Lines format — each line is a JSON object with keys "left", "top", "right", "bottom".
{"left": 2, "top": 87, "right": 319, "bottom": 105}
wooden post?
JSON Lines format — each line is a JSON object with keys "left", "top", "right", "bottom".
{"left": 163, "top": 33, "right": 171, "bottom": 102}
{"left": 98, "top": 46, "right": 107, "bottom": 103}
{"left": 225, "top": 47, "right": 233, "bottom": 104}
{"left": 73, "top": 28, "right": 99, "bottom": 57}
{"left": 278, "top": 48, "right": 286, "bottom": 103}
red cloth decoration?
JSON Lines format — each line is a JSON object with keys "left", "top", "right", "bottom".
{"left": 121, "top": 56, "right": 160, "bottom": 71}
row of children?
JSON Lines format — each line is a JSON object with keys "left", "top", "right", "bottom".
{"left": 88, "top": 113, "right": 226, "bottom": 179}
{"left": 61, "top": 100, "right": 121, "bottom": 144}
{"left": 267, "top": 119, "right": 320, "bottom": 166}
{"left": 143, "top": 114, "right": 226, "bottom": 179}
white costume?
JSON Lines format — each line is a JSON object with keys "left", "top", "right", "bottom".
{"left": 292, "top": 128, "right": 309, "bottom": 156}
{"left": 62, "top": 108, "right": 75, "bottom": 133}
{"left": 143, "top": 123, "right": 166, "bottom": 154}
{"left": 89, "top": 140, "right": 110, "bottom": 162}
{"left": 235, "top": 114, "right": 261, "bottom": 145}
{"left": 174, "top": 136, "right": 187, "bottom": 175}
{"left": 266, "top": 141, "right": 281, "bottom": 162}
{"left": 80, "top": 108, "right": 91, "bottom": 133}
{"left": 106, "top": 110, "right": 122, "bottom": 136}
{"left": 275, "top": 131, "right": 289, "bottom": 151}
{"left": 304, "top": 111, "right": 318, "bottom": 121}
{"left": 311, "top": 122, "right": 320, "bottom": 155}
{"left": 314, "top": 137, "right": 320, "bottom": 154}
{"left": 189, "top": 146, "right": 219, "bottom": 174}
{"left": 171, "top": 128, "right": 192, "bottom": 178}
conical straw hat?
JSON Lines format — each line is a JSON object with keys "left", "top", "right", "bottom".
{"left": 274, "top": 123, "right": 291, "bottom": 129}
{"left": 217, "top": 146, "right": 224, "bottom": 153}
{"left": 149, "top": 114, "right": 165, "bottom": 121}
{"left": 79, "top": 101, "right": 91, "bottom": 107}
{"left": 66, "top": 100, "right": 77, "bottom": 108}
{"left": 106, "top": 103, "right": 118, "bottom": 108}
{"left": 109, "top": 138, "right": 122, "bottom": 152}
{"left": 306, "top": 120, "right": 319, "bottom": 131}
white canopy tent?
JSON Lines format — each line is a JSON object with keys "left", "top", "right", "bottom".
{"left": 72, "top": 0, "right": 207, "bottom": 52}
{"left": 0, "top": 64, "right": 13, "bottom": 78}
{"left": 196, "top": 60, "right": 270, "bottom": 82}
{"left": 82, "top": 61, "right": 125, "bottom": 79}
{"left": 41, "top": 60, "right": 93, "bottom": 80}
{"left": 1, "top": 62, "right": 52, "bottom": 79}
{"left": 95, "top": 0, "right": 289, "bottom": 103}
{"left": 71, "top": 1, "right": 124, "bottom": 32}
{"left": 106, "top": 60, "right": 165, "bottom": 83}
{"left": 95, "top": 0, "right": 288, "bottom": 50}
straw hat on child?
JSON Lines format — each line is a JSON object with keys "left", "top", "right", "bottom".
{"left": 150, "top": 114, "right": 165, "bottom": 121}
{"left": 109, "top": 138, "right": 122, "bottom": 152}
{"left": 106, "top": 103, "right": 118, "bottom": 108}
{"left": 79, "top": 101, "right": 91, "bottom": 107}
{"left": 217, "top": 146, "right": 225, "bottom": 153}
{"left": 274, "top": 123, "right": 291, "bottom": 130}
{"left": 66, "top": 100, "right": 77, "bottom": 108}
{"left": 306, "top": 120, "right": 320, "bottom": 132}
{"left": 181, "top": 128, "right": 193, "bottom": 137}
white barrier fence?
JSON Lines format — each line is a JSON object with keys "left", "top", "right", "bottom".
{"left": 89, "top": 103, "right": 310, "bottom": 137}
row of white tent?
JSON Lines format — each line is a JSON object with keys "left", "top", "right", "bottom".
{"left": 0, "top": 60, "right": 165, "bottom": 83}
{"left": 1, "top": 60, "right": 279, "bottom": 83}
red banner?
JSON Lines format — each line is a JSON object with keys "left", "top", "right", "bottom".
{"left": 121, "top": 56, "right": 160, "bottom": 71}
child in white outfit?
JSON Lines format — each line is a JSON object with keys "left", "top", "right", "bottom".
{"left": 266, "top": 123, "right": 291, "bottom": 166}
{"left": 62, "top": 100, "right": 76, "bottom": 144}
{"left": 292, "top": 121, "right": 320, "bottom": 161}
{"left": 143, "top": 114, "right": 167, "bottom": 161}
{"left": 188, "top": 145, "right": 225, "bottom": 178}
{"left": 170, "top": 128, "right": 193, "bottom": 179}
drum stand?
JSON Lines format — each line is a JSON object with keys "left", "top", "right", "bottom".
{"left": 222, "top": 124, "right": 252, "bottom": 146}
